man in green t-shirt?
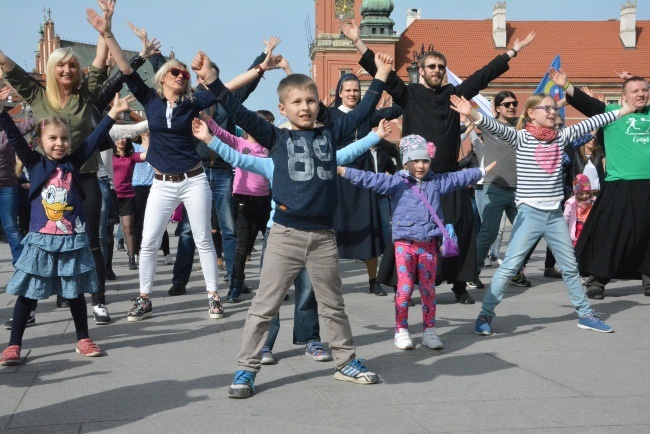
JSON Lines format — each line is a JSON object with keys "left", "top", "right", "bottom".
{"left": 551, "top": 69, "right": 650, "bottom": 299}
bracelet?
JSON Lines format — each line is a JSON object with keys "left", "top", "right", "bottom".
{"left": 508, "top": 48, "right": 518, "bottom": 57}
{"left": 562, "top": 81, "right": 571, "bottom": 91}
{"left": 254, "top": 64, "right": 264, "bottom": 77}
{"left": 103, "top": 32, "right": 113, "bottom": 39}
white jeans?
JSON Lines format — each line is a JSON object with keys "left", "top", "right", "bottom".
{"left": 139, "top": 173, "right": 218, "bottom": 295}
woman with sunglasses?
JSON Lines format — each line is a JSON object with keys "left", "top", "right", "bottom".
{"left": 86, "top": 5, "right": 274, "bottom": 321}
{"left": 472, "top": 91, "right": 533, "bottom": 289}
{"left": 451, "top": 92, "right": 634, "bottom": 335}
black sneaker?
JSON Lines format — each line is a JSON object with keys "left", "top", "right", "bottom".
{"left": 510, "top": 269, "right": 532, "bottom": 287}
{"left": 167, "top": 282, "right": 186, "bottom": 296}
{"left": 467, "top": 279, "right": 484, "bottom": 289}
{"left": 117, "top": 240, "right": 126, "bottom": 251}
{"left": 369, "top": 282, "right": 387, "bottom": 296}
{"left": 586, "top": 288, "right": 605, "bottom": 300}
{"left": 455, "top": 292, "right": 475, "bottom": 304}
{"left": 127, "top": 296, "right": 153, "bottom": 322}
{"left": 93, "top": 304, "right": 111, "bottom": 325}
{"left": 543, "top": 266, "right": 562, "bottom": 278}
{"left": 4, "top": 312, "right": 36, "bottom": 330}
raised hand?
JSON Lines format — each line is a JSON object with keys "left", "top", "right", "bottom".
{"left": 108, "top": 93, "right": 135, "bottom": 119}
{"left": 375, "top": 52, "right": 394, "bottom": 75}
{"left": 548, "top": 67, "right": 567, "bottom": 88}
{"left": 0, "top": 86, "right": 11, "bottom": 102}
{"left": 191, "top": 118, "right": 213, "bottom": 144}
{"left": 615, "top": 70, "right": 634, "bottom": 80}
{"left": 277, "top": 56, "right": 292, "bottom": 75}
{"left": 96, "top": 0, "right": 116, "bottom": 21}
{"left": 128, "top": 22, "right": 147, "bottom": 42}
{"left": 261, "top": 54, "right": 282, "bottom": 71}
{"left": 86, "top": 7, "right": 110, "bottom": 35}
{"left": 449, "top": 95, "right": 473, "bottom": 117}
{"left": 619, "top": 93, "right": 635, "bottom": 117}
{"left": 141, "top": 38, "right": 161, "bottom": 59}
{"left": 263, "top": 36, "right": 280, "bottom": 53}
{"left": 512, "top": 31, "right": 535, "bottom": 52}
{"left": 484, "top": 161, "right": 497, "bottom": 174}
{"left": 191, "top": 51, "right": 215, "bottom": 80}
{"left": 340, "top": 20, "right": 360, "bottom": 43}
{"left": 376, "top": 119, "right": 392, "bottom": 139}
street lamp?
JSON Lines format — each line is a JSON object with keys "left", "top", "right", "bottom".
{"left": 407, "top": 61, "right": 419, "bottom": 84}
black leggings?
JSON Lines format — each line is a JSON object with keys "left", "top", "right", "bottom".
{"left": 9, "top": 295, "right": 89, "bottom": 346}
{"left": 81, "top": 174, "right": 106, "bottom": 305}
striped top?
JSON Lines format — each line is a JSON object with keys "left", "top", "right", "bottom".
{"left": 477, "top": 110, "right": 619, "bottom": 209}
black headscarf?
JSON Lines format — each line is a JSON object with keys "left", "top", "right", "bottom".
{"left": 334, "top": 74, "right": 361, "bottom": 108}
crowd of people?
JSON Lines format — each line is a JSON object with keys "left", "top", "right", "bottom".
{"left": 1, "top": 1, "right": 649, "bottom": 401}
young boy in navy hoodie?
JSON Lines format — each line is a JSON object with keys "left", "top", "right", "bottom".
{"left": 192, "top": 51, "right": 393, "bottom": 398}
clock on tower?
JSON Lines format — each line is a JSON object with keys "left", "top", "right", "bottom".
{"left": 336, "top": 0, "right": 354, "bottom": 19}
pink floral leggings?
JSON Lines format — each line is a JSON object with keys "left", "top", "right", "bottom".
{"left": 394, "top": 239, "right": 438, "bottom": 332}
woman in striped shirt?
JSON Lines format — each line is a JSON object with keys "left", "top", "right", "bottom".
{"left": 451, "top": 93, "right": 632, "bottom": 336}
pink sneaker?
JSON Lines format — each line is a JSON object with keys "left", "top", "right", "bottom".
{"left": 0, "top": 345, "right": 21, "bottom": 366}
{"left": 76, "top": 338, "right": 104, "bottom": 357}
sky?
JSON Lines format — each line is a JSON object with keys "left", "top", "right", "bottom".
{"left": 1, "top": 0, "right": 649, "bottom": 119}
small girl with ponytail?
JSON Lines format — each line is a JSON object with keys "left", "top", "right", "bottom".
{"left": 450, "top": 92, "right": 633, "bottom": 335}
{"left": 0, "top": 92, "right": 133, "bottom": 366}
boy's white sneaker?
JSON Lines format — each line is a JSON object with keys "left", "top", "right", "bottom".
{"left": 394, "top": 329, "right": 414, "bottom": 350}
{"left": 422, "top": 327, "right": 444, "bottom": 350}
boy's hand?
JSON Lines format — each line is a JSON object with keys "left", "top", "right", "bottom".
{"left": 192, "top": 118, "right": 213, "bottom": 144}
{"left": 484, "top": 161, "right": 497, "bottom": 174}
{"left": 192, "top": 51, "right": 217, "bottom": 83}
{"left": 108, "top": 93, "right": 135, "bottom": 119}
{"left": 336, "top": 166, "right": 346, "bottom": 177}
{"left": 376, "top": 119, "right": 392, "bottom": 139}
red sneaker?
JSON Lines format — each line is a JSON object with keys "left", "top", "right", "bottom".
{"left": 0, "top": 345, "right": 21, "bottom": 366}
{"left": 76, "top": 338, "right": 104, "bottom": 357}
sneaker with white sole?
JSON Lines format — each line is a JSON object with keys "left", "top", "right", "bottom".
{"left": 260, "top": 347, "right": 275, "bottom": 365}
{"left": 305, "top": 341, "right": 332, "bottom": 361}
{"left": 208, "top": 295, "right": 224, "bottom": 319}
{"left": 127, "top": 296, "right": 153, "bottom": 322}
{"left": 93, "top": 304, "right": 111, "bottom": 325}
{"left": 228, "top": 370, "right": 256, "bottom": 399}
{"left": 422, "top": 327, "right": 444, "bottom": 349}
{"left": 394, "top": 328, "right": 414, "bottom": 350}
{"left": 333, "top": 359, "right": 378, "bottom": 384}
{"left": 474, "top": 315, "right": 493, "bottom": 336}
{"left": 577, "top": 314, "right": 614, "bottom": 333}
{"left": 4, "top": 312, "right": 36, "bottom": 330}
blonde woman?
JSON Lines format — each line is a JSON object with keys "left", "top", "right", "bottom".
{"left": 0, "top": 32, "right": 111, "bottom": 324}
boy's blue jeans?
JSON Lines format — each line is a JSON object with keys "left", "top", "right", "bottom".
{"left": 480, "top": 204, "right": 592, "bottom": 318}
{"left": 237, "top": 223, "right": 355, "bottom": 372}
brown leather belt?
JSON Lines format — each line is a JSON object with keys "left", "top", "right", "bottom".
{"left": 154, "top": 167, "right": 204, "bottom": 182}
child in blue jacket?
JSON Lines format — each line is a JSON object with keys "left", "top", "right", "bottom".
{"left": 338, "top": 135, "right": 494, "bottom": 351}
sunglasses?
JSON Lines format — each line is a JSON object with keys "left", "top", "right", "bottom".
{"left": 423, "top": 63, "right": 446, "bottom": 71}
{"left": 499, "top": 101, "right": 519, "bottom": 108}
{"left": 169, "top": 67, "right": 190, "bottom": 81}
{"left": 534, "top": 105, "right": 560, "bottom": 114}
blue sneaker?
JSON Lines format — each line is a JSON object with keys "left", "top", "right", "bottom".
{"left": 474, "top": 315, "right": 493, "bottom": 336}
{"left": 577, "top": 314, "right": 614, "bottom": 333}
{"left": 333, "top": 359, "right": 378, "bottom": 384}
{"left": 228, "top": 370, "right": 256, "bottom": 399}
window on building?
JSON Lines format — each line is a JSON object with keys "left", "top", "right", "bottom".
{"left": 606, "top": 97, "right": 621, "bottom": 105}
{"left": 339, "top": 69, "right": 351, "bottom": 77}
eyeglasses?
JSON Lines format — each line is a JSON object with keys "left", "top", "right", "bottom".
{"left": 534, "top": 105, "right": 560, "bottom": 113}
{"left": 169, "top": 67, "right": 190, "bottom": 81}
{"left": 423, "top": 63, "right": 446, "bottom": 71}
{"left": 499, "top": 101, "right": 519, "bottom": 108}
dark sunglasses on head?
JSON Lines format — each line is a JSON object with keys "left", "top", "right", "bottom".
{"left": 423, "top": 63, "right": 446, "bottom": 71}
{"left": 169, "top": 67, "right": 190, "bottom": 81}
{"left": 499, "top": 101, "right": 519, "bottom": 108}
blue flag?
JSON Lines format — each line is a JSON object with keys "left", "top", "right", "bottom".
{"left": 534, "top": 55, "right": 565, "bottom": 120}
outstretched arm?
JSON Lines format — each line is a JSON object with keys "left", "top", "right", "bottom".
{"left": 450, "top": 95, "right": 517, "bottom": 147}
{"left": 337, "top": 119, "right": 391, "bottom": 165}
{"left": 549, "top": 67, "right": 606, "bottom": 117}
{"left": 86, "top": 2, "right": 134, "bottom": 75}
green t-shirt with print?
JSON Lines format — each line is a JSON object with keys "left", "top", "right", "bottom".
{"left": 603, "top": 104, "right": 650, "bottom": 181}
